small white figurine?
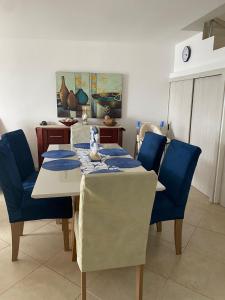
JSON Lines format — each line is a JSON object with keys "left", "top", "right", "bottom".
{"left": 82, "top": 106, "right": 88, "bottom": 125}
{"left": 90, "top": 126, "right": 100, "bottom": 160}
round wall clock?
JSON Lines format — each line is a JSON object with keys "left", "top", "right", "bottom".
{"left": 182, "top": 46, "right": 191, "bottom": 62}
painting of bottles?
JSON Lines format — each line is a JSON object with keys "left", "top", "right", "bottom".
{"left": 56, "top": 72, "right": 122, "bottom": 118}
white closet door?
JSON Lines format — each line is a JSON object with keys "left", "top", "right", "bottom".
{"left": 190, "top": 75, "right": 224, "bottom": 200}
{"left": 168, "top": 79, "right": 194, "bottom": 142}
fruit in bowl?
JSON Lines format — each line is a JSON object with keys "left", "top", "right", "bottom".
{"left": 59, "top": 118, "right": 78, "bottom": 127}
{"left": 103, "top": 115, "right": 117, "bottom": 127}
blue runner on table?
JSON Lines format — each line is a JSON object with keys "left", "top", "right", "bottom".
{"left": 74, "top": 143, "right": 90, "bottom": 149}
{"left": 105, "top": 157, "right": 142, "bottom": 168}
{"left": 42, "top": 159, "right": 81, "bottom": 171}
{"left": 42, "top": 150, "right": 76, "bottom": 159}
{"left": 98, "top": 148, "right": 129, "bottom": 156}
{"left": 90, "top": 169, "right": 122, "bottom": 174}
{"left": 74, "top": 143, "right": 102, "bottom": 149}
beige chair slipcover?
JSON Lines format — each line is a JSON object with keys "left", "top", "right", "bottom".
{"left": 75, "top": 171, "right": 157, "bottom": 272}
{"left": 70, "top": 124, "right": 91, "bottom": 144}
{"left": 139, "top": 123, "right": 163, "bottom": 141}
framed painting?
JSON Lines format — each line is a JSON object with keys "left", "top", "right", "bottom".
{"left": 56, "top": 72, "right": 122, "bottom": 118}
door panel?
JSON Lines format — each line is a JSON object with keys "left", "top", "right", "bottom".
{"left": 190, "top": 75, "right": 224, "bottom": 200}
{"left": 168, "top": 79, "right": 194, "bottom": 142}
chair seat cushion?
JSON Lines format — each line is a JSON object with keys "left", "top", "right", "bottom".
{"left": 22, "top": 171, "right": 38, "bottom": 192}
{"left": 150, "top": 191, "right": 184, "bottom": 224}
{"left": 20, "top": 192, "right": 72, "bottom": 222}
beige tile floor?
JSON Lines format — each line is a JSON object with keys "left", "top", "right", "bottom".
{"left": 0, "top": 187, "right": 225, "bottom": 299}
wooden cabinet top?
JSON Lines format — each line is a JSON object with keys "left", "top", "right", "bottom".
{"left": 36, "top": 124, "right": 125, "bottom": 130}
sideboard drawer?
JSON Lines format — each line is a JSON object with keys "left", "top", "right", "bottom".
{"left": 100, "top": 128, "right": 118, "bottom": 143}
{"left": 47, "top": 129, "right": 68, "bottom": 144}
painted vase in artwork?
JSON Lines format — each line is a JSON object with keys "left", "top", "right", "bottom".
{"left": 67, "top": 90, "right": 78, "bottom": 111}
{"left": 59, "top": 76, "right": 69, "bottom": 109}
{"left": 76, "top": 88, "right": 88, "bottom": 105}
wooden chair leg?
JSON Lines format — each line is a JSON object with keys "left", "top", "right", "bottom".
{"left": 19, "top": 222, "right": 24, "bottom": 236}
{"left": 71, "top": 196, "right": 79, "bottom": 261}
{"left": 174, "top": 219, "right": 183, "bottom": 255}
{"left": 62, "top": 219, "right": 70, "bottom": 251}
{"left": 136, "top": 265, "right": 144, "bottom": 300}
{"left": 11, "top": 222, "right": 23, "bottom": 261}
{"left": 81, "top": 272, "right": 86, "bottom": 300}
{"left": 156, "top": 222, "right": 162, "bottom": 232}
{"left": 71, "top": 230, "right": 77, "bottom": 261}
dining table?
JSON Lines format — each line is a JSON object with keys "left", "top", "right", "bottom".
{"left": 32, "top": 143, "right": 165, "bottom": 199}
{"left": 32, "top": 143, "right": 166, "bottom": 260}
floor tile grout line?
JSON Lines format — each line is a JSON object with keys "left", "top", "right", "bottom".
{"left": 19, "top": 249, "right": 47, "bottom": 266}
{"left": 44, "top": 264, "right": 82, "bottom": 288}
{"left": 0, "top": 236, "right": 10, "bottom": 246}
{"left": 0, "top": 264, "right": 42, "bottom": 297}
{"left": 197, "top": 223, "right": 225, "bottom": 237}
{"left": 182, "top": 223, "right": 198, "bottom": 252}
{"left": 170, "top": 277, "right": 214, "bottom": 300}
{"left": 0, "top": 244, "right": 11, "bottom": 255}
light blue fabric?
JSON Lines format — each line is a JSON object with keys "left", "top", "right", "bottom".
{"left": 42, "top": 159, "right": 81, "bottom": 171}
{"left": 42, "top": 150, "right": 75, "bottom": 159}
{"left": 105, "top": 157, "right": 142, "bottom": 168}
{"left": 99, "top": 148, "right": 129, "bottom": 156}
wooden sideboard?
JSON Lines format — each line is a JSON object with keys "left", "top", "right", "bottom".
{"left": 36, "top": 125, "right": 125, "bottom": 168}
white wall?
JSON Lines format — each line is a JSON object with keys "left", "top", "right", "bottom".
{"left": 0, "top": 38, "right": 173, "bottom": 166}
{"left": 171, "top": 32, "right": 225, "bottom": 78}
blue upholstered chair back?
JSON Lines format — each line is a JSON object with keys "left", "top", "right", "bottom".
{"left": 2, "top": 129, "right": 35, "bottom": 181}
{"left": 137, "top": 132, "right": 167, "bottom": 173}
{"left": 0, "top": 140, "right": 23, "bottom": 222}
{"left": 159, "top": 140, "right": 201, "bottom": 207}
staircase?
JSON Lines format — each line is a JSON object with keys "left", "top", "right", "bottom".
{"left": 203, "top": 18, "right": 225, "bottom": 50}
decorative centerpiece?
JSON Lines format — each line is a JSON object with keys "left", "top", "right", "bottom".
{"left": 82, "top": 106, "right": 88, "bottom": 125}
{"left": 59, "top": 118, "right": 78, "bottom": 127}
{"left": 89, "top": 126, "right": 101, "bottom": 161}
{"left": 103, "top": 115, "right": 117, "bottom": 127}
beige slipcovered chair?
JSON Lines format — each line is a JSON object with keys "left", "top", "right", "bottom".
{"left": 70, "top": 123, "right": 91, "bottom": 144}
{"left": 74, "top": 171, "right": 157, "bottom": 300}
{"left": 135, "top": 123, "right": 164, "bottom": 157}
{"left": 138, "top": 123, "right": 163, "bottom": 149}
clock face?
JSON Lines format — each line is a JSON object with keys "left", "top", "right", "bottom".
{"left": 182, "top": 46, "right": 191, "bottom": 62}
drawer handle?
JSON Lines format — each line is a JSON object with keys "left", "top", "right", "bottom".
{"left": 101, "top": 135, "right": 113, "bottom": 138}
{"left": 49, "top": 135, "right": 63, "bottom": 138}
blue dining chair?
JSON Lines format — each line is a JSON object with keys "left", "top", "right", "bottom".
{"left": 0, "top": 139, "right": 72, "bottom": 261}
{"left": 150, "top": 139, "right": 201, "bottom": 255}
{"left": 137, "top": 132, "right": 167, "bottom": 173}
{"left": 2, "top": 129, "right": 38, "bottom": 192}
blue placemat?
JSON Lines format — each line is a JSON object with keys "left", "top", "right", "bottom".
{"left": 42, "top": 159, "right": 81, "bottom": 171}
{"left": 105, "top": 157, "right": 142, "bottom": 168}
{"left": 99, "top": 148, "right": 129, "bottom": 156}
{"left": 90, "top": 169, "right": 122, "bottom": 174}
{"left": 42, "top": 150, "right": 76, "bottom": 159}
